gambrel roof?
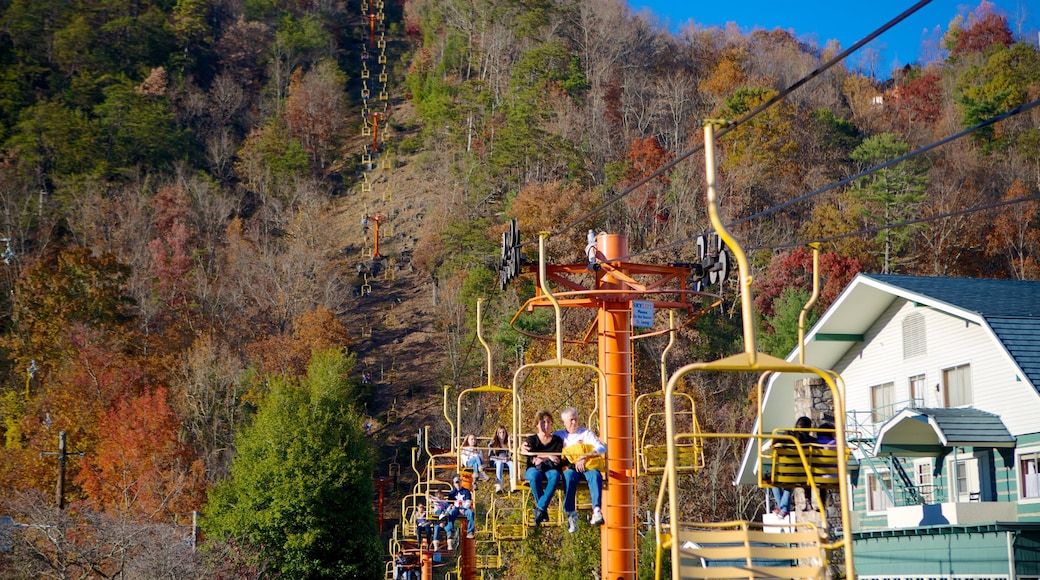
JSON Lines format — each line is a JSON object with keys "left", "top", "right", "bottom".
{"left": 868, "top": 275, "right": 1040, "bottom": 392}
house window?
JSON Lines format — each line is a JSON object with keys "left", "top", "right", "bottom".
{"left": 948, "top": 456, "right": 980, "bottom": 502}
{"left": 908, "top": 374, "right": 925, "bottom": 408}
{"left": 871, "top": 382, "right": 895, "bottom": 422}
{"left": 914, "top": 460, "right": 934, "bottom": 503}
{"left": 1021, "top": 451, "right": 1040, "bottom": 500}
{"left": 942, "top": 364, "right": 973, "bottom": 407}
{"left": 902, "top": 313, "right": 926, "bottom": 359}
{"left": 867, "top": 472, "right": 892, "bottom": 511}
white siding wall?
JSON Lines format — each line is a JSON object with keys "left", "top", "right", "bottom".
{"left": 835, "top": 299, "right": 1040, "bottom": 436}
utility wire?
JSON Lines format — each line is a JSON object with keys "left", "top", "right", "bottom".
{"left": 751, "top": 193, "right": 1040, "bottom": 251}
{"left": 522, "top": 0, "right": 936, "bottom": 247}
{"left": 730, "top": 97, "right": 1040, "bottom": 228}
{"left": 622, "top": 96, "right": 1040, "bottom": 261}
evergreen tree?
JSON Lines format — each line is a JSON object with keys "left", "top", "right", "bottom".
{"left": 202, "top": 349, "right": 381, "bottom": 579}
{"left": 847, "top": 133, "right": 929, "bottom": 273}
{"left": 760, "top": 287, "right": 817, "bottom": 358}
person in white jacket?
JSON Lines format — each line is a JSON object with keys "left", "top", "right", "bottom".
{"left": 555, "top": 406, "right": 606, "bottom": 532}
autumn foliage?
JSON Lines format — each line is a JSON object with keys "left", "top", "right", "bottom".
{"left": 77, "top": 387, "right": 204, "bottom": 520}
{"left": 754, "top": 247, "right": 865, "bottom": 320}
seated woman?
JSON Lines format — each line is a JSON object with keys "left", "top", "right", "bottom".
{"left": 413, "top": 503, "right": 433, "bottom": 548}
{"left": 460, "top": 433, "right": 489, "bottom": 483}
{"left": 771, "top": 416, "right": 815, "bottom": 518}
{"left": 522, "top": 410, "right": 563, "bottom": 526}
{"left": 488, "top": 425, "right": 515, "bottom": 494}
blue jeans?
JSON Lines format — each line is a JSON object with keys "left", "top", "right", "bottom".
{"left": 448, "top": 506, "right": 474, "bottom": 534}
{"left": 465, "top": 456, "right": 482, "bottom": 474}
{"left": 493, "top": 458, "right": 515, "bottom": 484}
{"left": 562, "top": 468, "right": 602, "bottom": 513}
{"left": 416, "top": 523, "right": 432, "bottom": 544}
{"left": 525, "top": 466, "right": 560, "bottom": 511}
{"left": 771, "top": 487, "right": 791, "bottom": 513}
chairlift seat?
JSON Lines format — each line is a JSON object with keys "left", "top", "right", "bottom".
{"left": 768, "top": 444, "right": 847, "bottom": 489}
{"left": 642, "top": 442, "right": 700, "bottom": 474}
{"left": 674, "top": 521, "right": 826, "bottom": 579}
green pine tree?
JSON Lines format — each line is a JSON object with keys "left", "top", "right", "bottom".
{"left": 848, "top": 133, "right": 929, "bottom": 273}
{"left": 202, "top": 348, "right": 382, "bottom": 579}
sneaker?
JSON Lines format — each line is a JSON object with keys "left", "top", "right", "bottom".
{"left": 589, "top": 507, "right": 604, "bottom": 526}
{"left": 494, "top": 481, "right": 503, "bottom": 493}
{"left": 433, "top": 540, "right": 440, "bottom": 551}
{"left": 567, "top": 511, "right": 578, "bottom": 534}
{"left": 466, "top": 532, "right": 475, "bottom": 539}
{"left": 447, "top": 539, "right": 454, "bottom": 551}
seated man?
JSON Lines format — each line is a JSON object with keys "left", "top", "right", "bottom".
{"left": 556, "top": 406, "right": 606, "bottom": 533}
{"left": 446, "top": 476, "right": 476, "bottom": 539}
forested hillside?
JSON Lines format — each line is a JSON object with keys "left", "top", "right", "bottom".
{"left": 0, "top": 0, "right": 1036, "bottom": 577}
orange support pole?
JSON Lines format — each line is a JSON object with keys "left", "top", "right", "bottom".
{"left": 369, "top": 212, "right": 387, "bottom": 258}
{"left": 370, "top": 111, "right": 386, "bottom": 153}
{"left": 597, "top": 234, "right": 636, "bottom": 580}
{"left": 421, "top": 547, "right": 433, "bottom": 580}
{"left": 374, "top": 476, "right": 391, "bottom": 533}
{"left": 514, "top": 231, "right": 699, "bottom": 580}
{"left": 373, "top": 219, "right": 382, "bottom": 258}
{"left": 461, "top": 533, "right": 476, "bottom": 580}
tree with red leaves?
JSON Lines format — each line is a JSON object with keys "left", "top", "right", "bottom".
{"left": 891, "top": 71, "right": 943, "bottom": 134}
{"left": 616, "top": 136, "right": 674, "bottom": 247}
{"left": 754, "top": 246, "right": 864, "bottom": 321}
{"left": 946, "top": 2, "right": 1014, "bottom": 56}
{"left": 77, "top": 386, "right": 204, "bottom": 521}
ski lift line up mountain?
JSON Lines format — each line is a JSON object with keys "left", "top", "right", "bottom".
{"left": 372, "top": 0, "right": 902, "bottom": 570}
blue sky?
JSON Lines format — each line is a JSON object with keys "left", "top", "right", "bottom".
{"left": 629, "top": 0, "right": 1038, "bottom": 74}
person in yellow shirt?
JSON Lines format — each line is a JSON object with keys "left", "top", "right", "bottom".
{"left": 556, "top": 407, "right": 605, "bottom": 532}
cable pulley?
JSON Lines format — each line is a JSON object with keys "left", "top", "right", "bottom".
{"left": 499, "top": 218, "right": 522, "bottom": 290}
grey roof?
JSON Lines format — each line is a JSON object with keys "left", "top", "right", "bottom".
{"left": 868, "top": 275, "right": 1040, "bottom": 317}
{"left": 868, "top": 275, "right": 1040, "bottom": 392}
{"left": 875, "top": 407, "right": 1015, "bottom": 456}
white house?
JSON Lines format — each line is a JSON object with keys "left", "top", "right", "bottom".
{"left": 738, "top": 274, "right": 1040, "bottom": 579}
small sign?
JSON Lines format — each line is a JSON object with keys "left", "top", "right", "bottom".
{"left": 632, "top": 300, "right": 654, "bottom": 328}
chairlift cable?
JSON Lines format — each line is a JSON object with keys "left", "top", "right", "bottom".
{"left": 517, "top": 0, "right": 936, "bottom": 249}
{"left": 620, "top": 96, "right": 1040, "bottom": 262}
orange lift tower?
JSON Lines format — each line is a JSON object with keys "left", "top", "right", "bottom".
{"left": 369, "top": 111, "right": 388, "bottom": 152}
{"left": 365, "top": 212, "right": 388, "bottom": 258}
{"left": 502, "top": 225, "right": 722, "bottom": 580}
{"left": 366, "top": 11, "right": 378, "bottom": 48}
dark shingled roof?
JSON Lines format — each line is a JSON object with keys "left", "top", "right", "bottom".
{"left": 913, "top": 407, "right": 1014, "bottom": 446}
{"left": 868, "top": 275, "right": 1040, "bottom": 393}
{"left": 875, "top": 407, "right": 1015, "bottom": 456}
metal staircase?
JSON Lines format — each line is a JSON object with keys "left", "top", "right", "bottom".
{"left": 846, "top": 405, "right": 927, "bottom": 507}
